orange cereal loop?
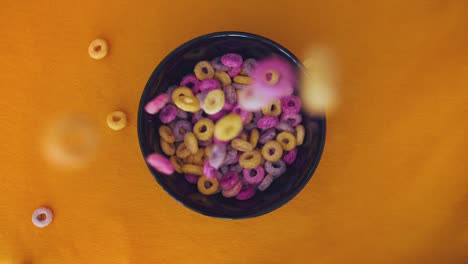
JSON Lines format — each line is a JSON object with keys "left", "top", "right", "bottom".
{"left": 276, "top": 131, "right": 297, "bottom": 151}
{"left": 184, "top": 132, "right": 199, "bottom": 154}
{"left": 160, "top": 138, "right": 175, "bottom": 156}
{"left": 231, "top": 139, "right": 253, "bottom": 152}
{"left": 214, "top": 114, "right": 243, "bottom": 142}
{"left": 172, "top": 87, "right": 201, "bottom": 113}
{"left": 88, "top": 39, "right": 108, "bottom": 60}
{"left": 239, "top": 150, "right": 262, "bottom": 169}
{"left": 262, "top": 100, "right": 282, "bottom": 116}
{"left": 249, "top": 129, "right": 259, "bottom": 148}
{"left": 214, "top": 71, "right": 232, "bottom": 85}
{"left": 240, "top": 132, "right": 248, "bottom": 141}
{"left": 233, "top": 75, "right": 252, "bottom": 85}
{"left": 176, "top": 142, "right": 191, "bottom": 159}
{"left": 159, "top": 125, "right": 175, "bottom": 143}
{"left": 170, "top": 156, "right": 184, "bottom": 173}
{"left": 261, "top": 140, "right": 283, "bottom": 162}
{"left": 182, "top": 164, "right": 203, "bottom": 176}
{"left": 197, "top": 176, "right": 219, "bottom": 195}
{"left": 295, "top": 125, "right": 305, "bottom": 146}
{"left": 193, "top": 118, "right": 215, "bottom": 141}
{"left": 203, "top": 89, "right": 225, "bottom": 115}
{"left": 194, "top": 148, "right": 205, "bottom": 159}
{"left": 192, "top": 155, "right": 204, "bottom": 166}
{"left": 194, "top": 61, "right": 215, "bottom": 80}
{"left": 205, "top": 144, "right": 214, "bottom": 157}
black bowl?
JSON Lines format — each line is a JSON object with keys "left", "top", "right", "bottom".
{"left": 137, "top": 32, "right": 326, "bottom": 219}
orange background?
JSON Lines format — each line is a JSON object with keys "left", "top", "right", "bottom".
{"left": 1, "top": 1, "right": 467, "bottom": 263}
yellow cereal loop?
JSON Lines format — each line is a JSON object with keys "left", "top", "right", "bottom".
{"left": 176, "top": 142, "right": 191, "bottom": 159}
{"left": 276, "top": 131, "right": 297, "bottom": 151}
{"left": 262, "top": 100, "right": 282, "bottom": 116}
{"left": 185, "top": 155, "right": 194, "bottom": 164}
{"left": 231, "top": 139, "right": 253, "bottom": 152}
{"left": 239, "top": 150, "right": 262, "bottom": 169}
{"left": 159, "top": 125, "right": 175, "bottom": 143}
{"left": 214, "top": 114, "right": 243, "bottom": 142}
{"left": 261, "top": 140, "right": 283, "bottom": 162}
{"left": 295, "top": 125, "right": 305, "bottom": 146}
{"left": 193, "top": 118, "right": 215, "bottom": 141}
{"left": 184, "top": 132, "right": 199, "bottom": 154}
{"left": 160, "top": 138, "right": 175, "bottom": 156}
{"left": 233, "top": 75, "right": 252, "bottom": 85}
{"left": 106, "top": 111, "right": 127, "bottom": 131}
{"left": 194, "top": 148, "right": 204, "bottom": 160}
{"left": 182, "top": 164, "right": 203, "bottom": 176}
{"left": 249, "top": 129, "right": 259, "bottom": 148}
{"left": 172, "top": 87, "right": 201, "bottom": 113}
{"left": 193, "top": 155, "right": 204, "bottom": 166}
{"left": 88, "top": 39, "right": 108, "bottom": 60}
{"left": 203, "top": 89, "right": 225, "bottom": 115}
{"left": 214, "top": 71, "right": 231, "bottom": 85}
{"left": 170, "top": 156, "right": 184, "bottom": 173}
{"left": 197, "top": 176, "right": 219, "bottom": 195}
{"left": 194, "top": 61, "right": 215, "bottom": 80}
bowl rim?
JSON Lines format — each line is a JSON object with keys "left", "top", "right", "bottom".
{"left": 137, "top": 31, "right": 326, "bottom": 219}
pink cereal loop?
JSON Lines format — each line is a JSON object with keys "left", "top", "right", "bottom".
{"left": 283, "top": 148, "right": 298, "bottom": 165}
{"left": 146, "top": 153, "right": 175, "bottom": 175}
{"left": 242, "top": 166, "right": 265, "bottom": 185}
{"left": 144, "top": 93, "right": 170, "bottom": 114}
{"left": 222, "top": 180, "right": 243, "bottom": 198}
{"left": 220, "top": 171, "right": 240, "bottom": 190}
{"left": 184, "top": 174, "right": 199, "bottom": 184}
{"left": 221, "top": 53, "right": 243, "bottom": 68}
{"left": 199, "top": 79, "right": 221, "bottom": 92}
{"left": 236, "top": 185, "right": 256, "bottom": 200}
{"left": 228, "top": 66, "right": 241, "bottom": 78}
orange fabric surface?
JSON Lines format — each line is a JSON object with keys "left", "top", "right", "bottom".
{"left": 1, "top": 1, "right": 467, "bottom": 263}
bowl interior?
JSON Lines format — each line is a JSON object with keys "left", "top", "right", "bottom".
{"left": 138, "top": 32, "right": 325, "bottom": 219}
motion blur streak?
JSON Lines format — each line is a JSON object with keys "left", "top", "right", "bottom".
{"left": 300, "top": 46, "right": 339, "bottom": 115}
{"left": 40, "top": 114, "right": 98, "bottom": 169}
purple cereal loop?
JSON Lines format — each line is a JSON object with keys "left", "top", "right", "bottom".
{"left": 236, "top": 185, "right": 256, "bottom": 200}
{"left": 281, "top": 96, "right": 301, "bottom": 114}
{"left": 220, "top": 171, "right": 240, "bottom": 190}
{"left": 228, "top": 66, "right": 241, "bottom": 78}
{"left": 180, "top": 74, "right": 201, "bottom": 94}
{"left": 242, "top": 58, "right": 257, "bottom": 76}
{"left": 230, "top": 163, "right": 242, "bottom": 173}
{"left": 203, "top": 160, "right": 218, "bottom": 179}
{"left": 173, "top": 120, "right": 192, "bottom": 142}
{"left": 257, "top": 116, "right": 279, "bottom": 130}
{"left": 159, "top": 104, "right": 178, "bottom": 124}
{"left": 220, "top": 165, "right": 229, "bottom": 175}
{"left": 283, "top": 148, "right": 298, "bottom": 165}
{"left": 223, "top": 101, "right": 235, "bottom": 111}
{"left": 211, "top": 57, "right": 231, "bottom": 71}
{"left": 209, "top": 144, "right": 227, "bottom": 169}
{"left": 198, "top": 139, "right": 213, "bottom": 147}
{"left": 192, "top": 110, "right": 207, "bottom": 124}
{"left": 199, "top": 79, "right": 221, "bottom": 92}
{"left": 177, "top": 108, "right": 188, "bottom": 119}
{"left": 223, "top": 85, "right": 237, "bottom": 105}
{"left": 221, "top": 53, "right": 243, "bottom": 68}
{"left": 223, "top": 148, "right": 238, "bottom": 165}
{"left": 244, "top": 122, "right": 257, "bottom": 130}
{"left": 208, "top": 111, "right": 225, "bottom": 121}
{"left": 275, "top": 121, "right": 295, "bottom": 133}
{"left": 231, "top": 106, "right": 251, "bottom": 124}
{"left": 232, "top": 83, "right": 248, "bottom": 89}
{"left": 259, "top": 128, "right": 276, "bottom": 144}
{"left": 196, "top": 91, "right": 210, "bottom": 109}
{"left": 258, "top": 174, "right": 274, "bottom": 191}
{"left": 184, "top": 174, "right": 199, "bottom": 184}
{"left": 280, "top": 113, "right": 302, "bottom": 127}
{"left": 166, "top": 85, "right": 178, "bottom": 100}
{"left": 265, "top": 160, "right": 286, "bottom": 178}
{"left": 242, "top": 166, "right": 265, "bottom": 185}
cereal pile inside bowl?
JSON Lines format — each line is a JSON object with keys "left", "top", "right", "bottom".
{"left": 145, "top": 53, "right": 305, "bottom": 201}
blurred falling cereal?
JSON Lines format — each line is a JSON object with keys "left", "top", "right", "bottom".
{"left": 41, "top": 114, "right": 98, "bottom": 169}
{"left": 300, "top": 46, "right": 339, "bottom": 115}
